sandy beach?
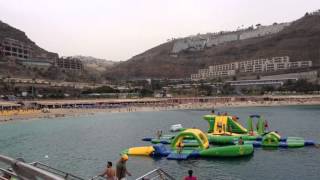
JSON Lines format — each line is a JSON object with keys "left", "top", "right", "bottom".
{"left": 1, "top": 95, "right": 320, "bottom": 123}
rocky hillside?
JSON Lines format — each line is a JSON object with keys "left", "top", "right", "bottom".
{"left": 0, "top": 21, "right": 101, "bottom": 83}
{"left": 72, "top": 55, "right": 118, "bottom": 72}
{"left": 108, "top": 14, "right": 320, "bottom": 79}
{"left": 0, "top": 20, "right": 58, "bottom": 59}
{"left": 72, "top": 55, "right": 116, "bottom": 66}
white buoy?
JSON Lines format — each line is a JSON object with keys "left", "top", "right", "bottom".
{"left": 45, "top": 155, "right": 49, "bottom": 158}
{"left": 170, "top": 124, "right": 183, "bottom": 132}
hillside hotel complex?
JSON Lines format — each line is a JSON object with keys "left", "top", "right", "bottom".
{"left": 191, "top": 56, "right": 312, "bottom": 80}
{"left": 0, "top": 38, "right": 83, "bottom": 72}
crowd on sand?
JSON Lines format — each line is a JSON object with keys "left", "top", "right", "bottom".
{"left": 1, "top": 96, "right": 320, "bottom": 123}
{"left": 0, "top": 108, "right": 39, "bottom": 116}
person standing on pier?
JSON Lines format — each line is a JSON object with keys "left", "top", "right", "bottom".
{"left": 116, "top": 154, "right": 131, "bottom": 180}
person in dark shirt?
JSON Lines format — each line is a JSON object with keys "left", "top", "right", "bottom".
{"left": 116, "top": 154, "right": 131, "bottom": 180}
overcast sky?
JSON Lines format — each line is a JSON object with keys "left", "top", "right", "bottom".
{"left": 0, "top": 0, "right": 319, "bottom": 61}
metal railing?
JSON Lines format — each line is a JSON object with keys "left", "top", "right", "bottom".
{"left": 0, "top": 154, "right": 64, "bottom": 180}
{"left": 135, "top": 168, "right": 176, "bottom": 180}
{"left": 89, "top": 175, "right": 103, "bottom": 180}
{"left": 90, "top": 168, "right": 176, "bottom": 180}
{"left": 0, "top": 168, "right": 19, "bottom": 180}
{"left": 1, "top": 154, "right": 176, "bottom": 180}
{"left": 30, "top": 162, "right": 85, "bottom": 180}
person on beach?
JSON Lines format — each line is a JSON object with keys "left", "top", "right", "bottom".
{"left": 99, "top": 161, "right": 116, "bottom": 180}
{"left": 116, "top": 154, "right": 131, "bottom": 180}
{"left": 184, "top": 170, "right": 197, "bottom": 180}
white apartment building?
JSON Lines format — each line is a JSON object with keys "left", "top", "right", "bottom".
{"left": 172, "top": 23, "right": 290, "bottom": 54}
{"left": 209, "top": 70, "right": 236, "bottom": 78}
{"left": 191, "top": 74, "right": 201, "bottom": 80}
{"left": 261, "top": 71, "right": 318, "bottom": 81}
{"left": 209, "top": 62, "right": 239, "bottom": 72}
{"left": 192, "top": 69, "right": 236, "bottom": 80}
{"left": 191, "top": 56, "right": 313, "bottom": 81}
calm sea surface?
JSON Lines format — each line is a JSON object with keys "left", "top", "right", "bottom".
{"left": 1, "top": 105, "right": 320, "bottom": 180}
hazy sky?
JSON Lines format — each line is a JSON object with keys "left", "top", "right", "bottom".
{"left": 0, "top": 0, "right": 319, "bottom": 61}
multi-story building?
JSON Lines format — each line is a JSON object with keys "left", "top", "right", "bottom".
{"left": 0, "top": 38, "right": 32, "bottom": 60}
{"left": 209, "top": 62, "right": 239, "bottom": 72}
{"left": 261, "top": 71, "right": 318, "bottom": 81}
{"left": 209, "top": 70, "right": 236, "bottom": 78}
{"left": 289, "top": 61, "right": 312, "bottom": 68}
{"left": 191, "top": 74, "right": 201, "bottom": 80}
{"left": 238, "top": 56, "right": 292, "bottom": 72}
{"left": 309, "top": 9, "right": 320, "bottom": 16}
{"left": 226, "top": 78, "right": 298, "bottom": 88}
{"left": 191, "top": 56, "right": 313, "bottom": 81}
{"left": 192, "top": 68, "right": 236, "bottom": 80}
{"left": 56, "top": 57, "right": 83, "bottom": 71}
{"left": 0, "top": 38, "right": 59, "bottom": 70}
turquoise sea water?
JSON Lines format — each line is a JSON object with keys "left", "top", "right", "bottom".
{"left": 1, "top": 105, "right": 320, "bottom": 179}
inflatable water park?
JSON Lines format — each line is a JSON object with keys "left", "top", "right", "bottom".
{"left": 122, "top": 113, "right": 318, "bottom": 160}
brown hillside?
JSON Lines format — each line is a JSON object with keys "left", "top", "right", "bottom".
{"left": 0, "top": 20, "right": 58, "bottom": 59}
{"left": 0, "top": 21, "right": 99, "bottom": 83}
{"left": 108, "top": 14, "right": 320, "bottom": 79}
